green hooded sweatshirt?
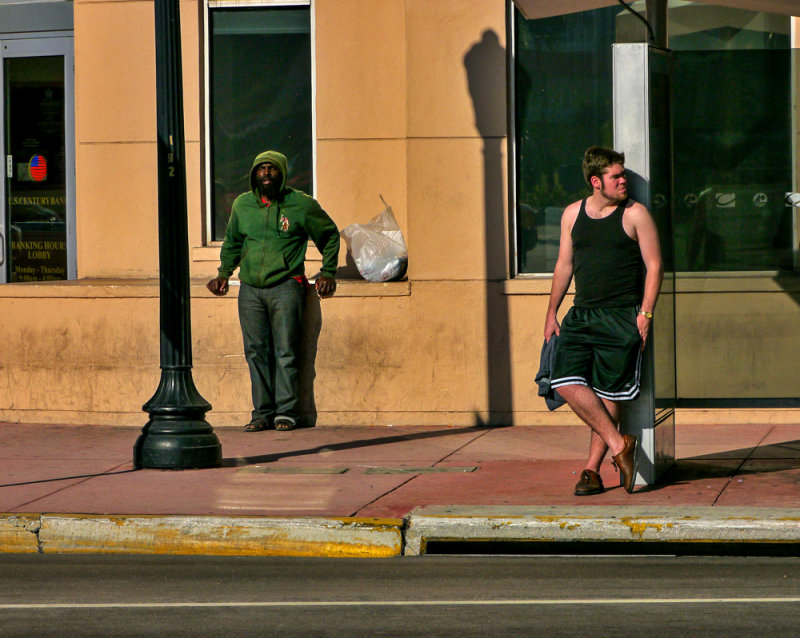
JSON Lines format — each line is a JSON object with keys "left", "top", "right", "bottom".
{"left": 218, "top": 150, "right": 340, "bottom": 287}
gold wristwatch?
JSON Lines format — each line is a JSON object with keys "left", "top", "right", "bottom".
{"left": 639, "top": 310, "right": 653, "bottom": 319}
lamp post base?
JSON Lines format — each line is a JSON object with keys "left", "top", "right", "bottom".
{"left": 135, "top": 369, "right": 222, "bottom": 469}
{"left": 134, "top": 418, "right": 222, "bottom": 469}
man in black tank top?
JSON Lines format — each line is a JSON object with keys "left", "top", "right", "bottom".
{"left": 544, "top": 146, "right": 663, "bottom": 495}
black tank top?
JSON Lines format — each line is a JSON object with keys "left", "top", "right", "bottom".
{"left": 571, "top": 198, "right": 643, "bottom": 307}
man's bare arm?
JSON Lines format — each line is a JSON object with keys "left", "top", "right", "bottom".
{"left": 629, "top": 204, "right": 663, "bottom": 344}
{"left": 544, "top": 203, "right": 579, "bottom": 341}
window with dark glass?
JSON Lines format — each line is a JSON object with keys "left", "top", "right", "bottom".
{"left": 513, "top": 2, "right": 795, "bottom": 275}
{"left": 209, "top": 5, "right": 312, "bottom": 241}
{"left": 4, "top": 55, "right": 67, "bottom": 281}
{"left": 670, "top": 11, "right": 793, "bottom": 272}
{"left": 514, "top": 6, "right": 617, "bottom": 274}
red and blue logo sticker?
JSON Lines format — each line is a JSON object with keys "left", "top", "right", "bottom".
{"left": 28, "top": 155, "right": 47, "bottom": 182}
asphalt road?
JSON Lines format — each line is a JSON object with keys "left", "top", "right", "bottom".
{"left": 2, "top": 553, "right": 800, "bottom": 636}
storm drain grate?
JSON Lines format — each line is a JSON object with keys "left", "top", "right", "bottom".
{"left": 237, "top": 466, "right": 349, "bottom": 474}
{"left": 364, "top": 466, "right": 478, "bottom": 474}
{"left": 424, "top": 540, "right": 800, "bottom": 557}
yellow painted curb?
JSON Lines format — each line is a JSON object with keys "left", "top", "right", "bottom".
{"left": 38, "top": 515, "right": 404, "bottom": 558}
{"left": 0, "top": 514, "right": 41, "bottom": 553}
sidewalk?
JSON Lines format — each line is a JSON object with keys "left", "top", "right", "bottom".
{"left": 2, "top": 422, "right": 800, "bottom": 556}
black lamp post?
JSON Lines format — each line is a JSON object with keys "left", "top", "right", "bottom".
{"left": 134, "top": 0, "right": 222, "bottom": 469}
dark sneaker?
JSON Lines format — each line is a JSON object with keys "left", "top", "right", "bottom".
{"left": 612, "top": 434, "right": 638, "bottom": 493}
{"left": 574, "top": 469, "right": 604, "bottom": 496}
{"left": 274, "top": 416, "right": 296, "bottom": 431}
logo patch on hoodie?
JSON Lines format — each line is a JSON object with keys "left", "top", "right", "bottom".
{"left": 280, "top": 215, "right": 290, "bottom": 232}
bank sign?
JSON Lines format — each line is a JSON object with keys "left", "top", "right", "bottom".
{"left": 8, "top": 191, "right": 67, "bottom": 281}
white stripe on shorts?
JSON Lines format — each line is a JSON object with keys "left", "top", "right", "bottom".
{"left": 550, "top": 376, "right": 589, "bottom": 389}
{"left": 550, "top": 344, "right": 642, "bottom": 401}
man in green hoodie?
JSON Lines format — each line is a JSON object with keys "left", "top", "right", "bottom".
{"left": 207, "top": 150, "right": 340, "bottom": 432}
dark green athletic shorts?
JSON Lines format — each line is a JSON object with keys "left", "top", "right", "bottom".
{"left": 550, "top": 306, "right": 642, "bottom": 401}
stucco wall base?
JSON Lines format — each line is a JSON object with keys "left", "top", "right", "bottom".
{"left": 3, "top": 409, "right": 800, "bottom": 429}
{"left": 0, "top": 409, "right": 588, "bottom": 428}
{"left": 674, "top": 408, "right": 800, "bottom": 426}
{"left": 4, "top": 279, "right": 800, "bottom": 428}
{"left": 1, "top": 278, "right": 555, "bottom": 427}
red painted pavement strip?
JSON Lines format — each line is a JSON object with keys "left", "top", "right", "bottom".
{"left": 673, "top": 423, "right": 773, "bottom": 459}
{"left": 0, "top": 424, "right": 489, "bottom": 518}
{"left": 354, "top": 459, "right": 750, "bottom": 518}
{"left": 439, "top": 425, "right": 593, "bottom": 462}
{"left": 759, "top": 423, "right": 800, "bottom": 449}
{"left": 746, "top": 428, "right": 800, "bottom": 459}
{"left": 0, "top": 459, "right": 133, "bottom": 512}
{"left": 8, "top": 466, "right": 413, "bottom": 517}
{"left": 715, "top": 460, "right": 800, "bottom": 508}
{"left": 0, "top": 424, "right": 134, "bottom": 461}
{"left": 2, "top": 422, "right": 800, "bottom": 519}
{"left": 215, "top": 425, "right": 489, "bottom": 465}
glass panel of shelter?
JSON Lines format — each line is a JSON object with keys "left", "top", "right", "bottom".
{"left": 513, "top": 1, "right": 796, "bottom": 406}
{"left": 514, "top": 2, "right": 794, "bottom": 276}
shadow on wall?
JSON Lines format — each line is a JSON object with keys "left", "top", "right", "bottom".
{"left": 298, "top": 288, "right": 322, "bottom": 427}
{"left": 299, "top": 29, "right": 513, "bottom": 429}
{"left": 464, "top": 29, "right": 514, "bottom": 426}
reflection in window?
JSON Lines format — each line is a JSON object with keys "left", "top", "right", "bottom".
{"left": 514, "top": 6, "right": 617, "bottom": 274}
{"left": 513, "top": 2, "right": 794, "bottom": 274}
{"left": 5, "top": 56, "right": 67, "bottom": 281}
{"left": 670, "top": 7, "right": 792, "bottom": 272}
{"left": 209, "top": 6, "right": 312, "bottom": 241}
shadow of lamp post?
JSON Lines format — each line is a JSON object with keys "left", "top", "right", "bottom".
{"left": 134, "top": 0, "right": 222, "bottom": 469}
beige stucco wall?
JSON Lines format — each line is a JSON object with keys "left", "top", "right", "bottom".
{"left": 674, "top": 276, "right": 800, "bottom": 399}
{"left": 2, "top": 1, "right": 800, "bottom": 428}
{"left": 3, "top": 0, "right": 539, "bottom": 428}
{"left": 315, "top": 0, "right": 408, "bottom": 227}
{"left": 74, "top": 0, "right": 203, "bottom": 278}
{"left": 0, "top": 279, "right": 565, "bottom": 427}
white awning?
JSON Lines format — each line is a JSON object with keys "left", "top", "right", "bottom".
{"left": 613, "top": 1, "right": 792, "bottom": 40}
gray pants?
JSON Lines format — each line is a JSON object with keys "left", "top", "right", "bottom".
{"left": 238, "top": 279, "right": 306, "bottom": 423}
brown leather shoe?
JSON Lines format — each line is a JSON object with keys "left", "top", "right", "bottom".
{"left": 574, "top": 469, "right": 604, "bottom": 496}
{"left": 612, "top": 434, "right": 638, "bottom": 493}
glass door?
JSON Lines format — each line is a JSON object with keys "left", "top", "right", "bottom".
{"left": 1, "top": 37, "right": 75, "bottom": 283}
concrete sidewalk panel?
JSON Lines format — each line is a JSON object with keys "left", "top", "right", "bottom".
{"left": 21, "top": 465, "right": 413, "bottom": 518}
{"left": 442, "top": 426, "right": 592, "bottom": 462}
{"left": 217, "top": 426, "right": 486, "bottom": 465}
{"left": 715, "top": 460, "right": 800, "bottom": 507}
{"left": 404, "top": 506, "right": 800, "bottom": 555}
{"left": 0, "top": 514, "right": 41, "bottom": 553}
{"left": 37, "top": 515, "right": 404, "bottom": 558}
{"left": 0, "top": 460, "right": 132, "bottom": 512}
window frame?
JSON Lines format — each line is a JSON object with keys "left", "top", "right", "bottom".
{"left": 506, "top": 1, "right": 522, "bottom": 278}
{"left": 507, "top": 0, "right": 619, "bottom": 278}
{"left": 0, "top": 33, "right": 76, "bottom": 283}
{"left": 202, "top": 0, "right": 315, "bottom": 244}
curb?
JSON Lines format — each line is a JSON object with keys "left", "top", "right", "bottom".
{"left": 0, "top": 515, "right": 41, "bottom": 553}
{"left": 0, "top": 514, "right": 404, "bottom": 558}
{"left": 404, "top": 506, "right": 800, "bottom": 556}
{"left": 5, "top": 507, "right": 800, "bottom": 558}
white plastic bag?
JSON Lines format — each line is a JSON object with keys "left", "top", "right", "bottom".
{"left": 341, "top": 196, "right": 408, "bottom": 282}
